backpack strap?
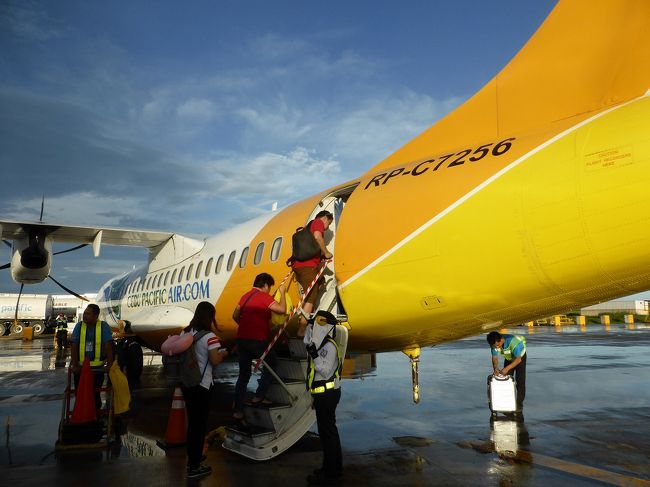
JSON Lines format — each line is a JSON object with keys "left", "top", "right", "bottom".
{"left": 239, "top": 289, "right": 259, "bottom": 317}
{"left": 194, "top": 330, "right": 211, "bottom": 383}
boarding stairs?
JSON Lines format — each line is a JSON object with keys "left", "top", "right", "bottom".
{"left": 223, "top": 326, "right": 348, "bottom": 461}
{"left": 223, "top": 224, "right": 347, "bottom": 461}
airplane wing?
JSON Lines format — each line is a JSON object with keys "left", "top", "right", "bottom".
{"left": 0, "top": 218, "right": 174, "bottom": 248}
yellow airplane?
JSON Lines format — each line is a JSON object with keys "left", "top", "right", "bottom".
{"left": 1, "top": 0, "right": 650, "bottom": 369}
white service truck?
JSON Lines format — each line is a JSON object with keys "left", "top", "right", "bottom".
{"left": 0, "top": 293, "right": 54, "bottom": 336}
{"left": 52, "top": 294, "right": 97, "bottom": 326}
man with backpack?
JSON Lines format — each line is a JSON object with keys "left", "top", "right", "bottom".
{"left": 231, "top": 273, "right": 287, "bottom": 424}
{"left": 291, "top": 210, "right": 334, "bottom": 337}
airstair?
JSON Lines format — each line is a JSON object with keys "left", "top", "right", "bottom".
{"left": 224, "top": 190, "right": 353, "bottom": 460}
{"left": 223, "top": 326, "right": 348, "bottom": 461}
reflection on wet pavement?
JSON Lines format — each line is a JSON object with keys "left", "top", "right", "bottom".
{"left": 1, "top": 324, "right": 650, "bottom": 485}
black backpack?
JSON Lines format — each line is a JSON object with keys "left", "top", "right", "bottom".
{"left": 290, "top": 220, "right": 321, "bottom": 262}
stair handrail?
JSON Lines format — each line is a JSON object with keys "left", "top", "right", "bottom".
{"left": 254, "top": 260, "right": 331, "bottom": 373}
{"left": 257, "top": 357, "right": 298, "bottom": 403}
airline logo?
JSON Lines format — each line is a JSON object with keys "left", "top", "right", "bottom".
{"left": 126, "top": 279, "right": 211, "bottom": 308}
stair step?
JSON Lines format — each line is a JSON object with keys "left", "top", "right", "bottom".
{"left": 265, "top": 379, "right": 306, "bottom": 404}
{"left": 275, "top": 357, "right": 307, "bottom": 381}
{"left": 224, "top": 424, "right": 276, "bottom": 447}
{"left": 244, "top": 402, "right": 293, "bottom": 431}
{"left": 288, "top": 337, "right": 307, "bottom": 358}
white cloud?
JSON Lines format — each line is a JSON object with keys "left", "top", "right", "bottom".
{"left": 176, "top": 98, "right": 215, "bottom": 123}
{"left": 206, "top": 146, "right": 341, "bottom": 200}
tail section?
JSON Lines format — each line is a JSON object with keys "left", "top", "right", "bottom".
{"left": 370, "top": 0, "right": 650, "bottom": 171}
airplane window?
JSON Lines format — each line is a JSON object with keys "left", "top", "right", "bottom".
{"left": 254, "top": 242, "right": 264, "bottom": 265}
{"left": 171, "top": 269, "right": 177, "bottom": 284}
{"left": 205, "top": 258, "right": 213, "bottom": 276}
{"left": 270, "top": 237, "right": 283, "bottom": 262}
{"left": 227, "top": 251, "right": 236, "bottom": 271}
{"left": 164, "top": 271, "right": 170, "bottom": 286}
{"left": 178, "top": 267, "right": 185, "bottom": 283}
{"left": 239, "top": 247, "right": 249, "bottom": 268}
{"left": 215, "top": 254, "right": 224, "bottom": 274}
{"left": 187, "top": 264, "right": 194, "bottom": 281}
{"left": 195, "top": 261, "right": 203, "bottom": 279}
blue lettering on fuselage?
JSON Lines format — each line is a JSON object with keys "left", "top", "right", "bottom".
{"left": 128, "top": 279, "right": 211, "bottom": 308}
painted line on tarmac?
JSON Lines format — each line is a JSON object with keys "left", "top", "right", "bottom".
{"left": 514, "top": 450, "right": 650, "bottom": 486}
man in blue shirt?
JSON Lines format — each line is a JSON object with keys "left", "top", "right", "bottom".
{"left": 70, "top": 304, "right": 114, "bottom": 410}
{"left": 487, "top": 331, "right": 527, "bottom": 413}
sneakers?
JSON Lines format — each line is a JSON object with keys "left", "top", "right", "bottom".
{"left": 187, "top": 464, "right": 212, "bottom": 479}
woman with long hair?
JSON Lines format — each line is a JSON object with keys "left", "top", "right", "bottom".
{"left": 182, "top": 301, "right": 228, "bottom": 479}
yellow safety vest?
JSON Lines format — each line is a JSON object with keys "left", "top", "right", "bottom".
{"left": 307, "top": 336, "right": 342, "bottom": 394}
{"left": 79, "top": 321, "right": 104, "bottom": 367}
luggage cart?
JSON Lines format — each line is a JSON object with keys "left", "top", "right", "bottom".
{"left": 55, "top": 367, "right": 114, "bottom": 453}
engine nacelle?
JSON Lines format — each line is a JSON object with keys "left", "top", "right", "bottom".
{"left": 11, "top": 236, "right": 53, "bottom": 283}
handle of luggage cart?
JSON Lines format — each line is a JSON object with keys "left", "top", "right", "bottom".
{"left": 253, "top": 260, "right": 331, "bottom": 373}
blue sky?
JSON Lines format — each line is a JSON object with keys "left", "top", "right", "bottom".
{"left": 10, "top": 1, "right": 645, "bottom": 303}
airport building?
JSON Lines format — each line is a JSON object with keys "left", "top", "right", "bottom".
{"left": 580, "top": 299, "right": 649, "bottom": 316}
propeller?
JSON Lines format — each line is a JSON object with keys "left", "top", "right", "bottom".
{"left": 13, "top": 283, "right": 24, "bottom": 329}
{"left": 53, "top": 244, "right": 88, "bottom": 256}
{"left": 47, "top": 275, "right": 90, "bottom": 302}
{"left": 0, "top": 244, "right": 89, "bottom": 270}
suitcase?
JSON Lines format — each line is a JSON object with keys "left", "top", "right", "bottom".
{"left": 487, "top": 374, "right": 517, "bottom": 415}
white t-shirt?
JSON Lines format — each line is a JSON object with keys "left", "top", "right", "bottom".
{"left": 183, "top": 329, "right": 223, "bottom": 389}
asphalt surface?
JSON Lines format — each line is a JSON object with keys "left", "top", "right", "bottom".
{"left": 1, "top": 323, "right": 650, "bottom": 486}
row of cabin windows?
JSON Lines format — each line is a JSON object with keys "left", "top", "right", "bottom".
{"left": 126, "top": 236, "right": 283, "bottom": 294}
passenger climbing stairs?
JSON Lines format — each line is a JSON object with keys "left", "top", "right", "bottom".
{"left": 223, "top": 326, "right": 348, "bottom": 461}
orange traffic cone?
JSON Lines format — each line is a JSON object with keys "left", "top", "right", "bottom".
{"left": 71, "top": 358, "right": 97, "bottom": 423}
{"left": 157, "top": 387, "right": 187, "bottom": 449}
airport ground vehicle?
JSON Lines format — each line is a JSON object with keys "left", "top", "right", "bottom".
{"left": 0, "top": 293, "right": 53, "bottom": 336}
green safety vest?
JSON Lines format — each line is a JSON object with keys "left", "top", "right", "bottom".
{"left": 307, "top": 336, "right": 342, "bottom": 394}
{"left": 498, "top": 335, "right": 526, "bottom": 361}
{"left": 80, "top": 321, "right": 104, "bottom": 367}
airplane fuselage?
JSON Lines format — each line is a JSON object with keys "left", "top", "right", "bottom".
{"left": 97, "top": 93, "right": 650, "bottom": 353}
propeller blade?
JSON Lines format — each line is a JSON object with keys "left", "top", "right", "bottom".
{"left": 2, "top": 240, "right": 11, "bottom": 248}
{"left": 39, "top": 194, "right": 45, "bottom": 222}
{"left": 53, "top": 244, "right": 88, "bottom": 256}
{"left": 0, "top": 263, "right": 9, "bottom": 270}
{"left": 14, "top": 283, "right": 24, "bottom": 326}
{"left": 47, "top": 275, "right": 90, "bottom": 302}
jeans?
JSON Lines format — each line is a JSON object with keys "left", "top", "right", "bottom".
{"left": 181, "top": 384, "right": 212, "bottom": 468}
{"left": 234, "top": 339, "right": 276, "bottom": 413}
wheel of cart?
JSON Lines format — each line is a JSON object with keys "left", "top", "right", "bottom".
{"left": 55, "top": 366, "right": 114, "bottom": 454}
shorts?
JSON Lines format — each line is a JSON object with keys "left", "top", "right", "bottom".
{"left": 293, "top": 266, "right": 322, "bottom": 306}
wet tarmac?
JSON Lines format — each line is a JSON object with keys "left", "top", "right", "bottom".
{"left": 1, "top": 324, "right": 650, "bottom": 486}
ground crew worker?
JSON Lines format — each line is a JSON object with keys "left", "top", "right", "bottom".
{"left": 292, "top": 210, "right": 333, "bottom": 337}
{"left": 55, "top": 313, "right": 68, "bottom": 349}
{"left": 70, "top": 304, "right": 114, "bottom": 410}
{"left": 305, "top": 310, "right": 342, "bottom": 484}
{"left": 487, "top": 331, "right": 527, "bottom": 413}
